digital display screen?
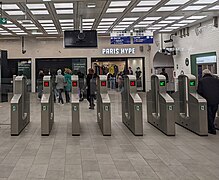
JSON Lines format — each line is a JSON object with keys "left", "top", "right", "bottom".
{"left": 130, "top": 81, "right": 135, "bottom": 86}
{"left": 72, "top": 81, "right": 77, "bottom": 87}
{"left": 44, "top": 81, "right": 49, "bottom": 87}
{"left": 160, "top": 81, "right": 166, "bottom": 87}
{"left": 101, "top": 81, "right": 106, "bottom": 86}
{"left": 190, "top": 81, "right": 195, "bottom": 86}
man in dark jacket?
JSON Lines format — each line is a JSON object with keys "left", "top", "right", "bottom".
{"left": 197, "top": 69, "right": 219, "bottom": 135}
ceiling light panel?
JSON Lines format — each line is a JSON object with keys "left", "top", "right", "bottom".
{"left": 119, "top": 21, "right": 133, "bottom": 25}
{"left": 209, "top": 5, "right": 219, "bottom": 10}
{"left": 154, "top": 24, "right": 168, "bottom": 27}
{"left": 109, "top": 1, "right": 131, "bottom": 7}
{"left": 41, "top": 24, "right": 55, "bottom": 27}
{"left": 3, "top": 24, "right": 17, "bottom": 27}
{"left": 22, "top": 24, "right": 36, "bottom": 27}
{"left": 83, "top": 19, "right": 95, "bottom": 22}
{"left": 31, "top": 10, "right": 49, "bottom": 14}
{"left": 113, "top": 28, "right": 126, "bottom": 31}
{"left": 160, "top": 29, "right": 172, "bottom": 32}
{"left": 54, "top": 3, "right": 73, "bottom": 9}
{"left": 99, "top": 22, "right": 114, "bottom": 25}
{"left": 144, "top": 17, "right": 161, "bottom": 20}
{"left": 137, "top": 1, "right": 160, "bottom": 6}
{"left": 98, "top": 26, "right": 111, "bottom": 28}
{"left": 115, "top": 25, "right": 130, "bottom": 28}
{"left": 27, "top": 4, "right": 46, "bottom": 9}
{"left": 2, "top": 4, "right": 20, "bottom": 10}
{"left": 172, "top": 23, "right": 187, "bottom": 26}
{"left": 6, "top": 11, "right": 25, "bottom": 15}
{"left": 139, "top": 21, "right": 155, "bottom": 24}
{"left": 56, "top": 10, "right": 73, "bottom": 14}
{"left": 44, "top": 27, "right": 57, "bottom": 30}
{"left": 148, "top": 27, "right": 161, "bottom": 30}
{"left": 157, "top": 6, "right": 179, "bottom": 11}
{"left": 166, "top": 0, "right": 190, "bottom": 5}
{"left": 26, "top": 27, "right": 38, "bottom": 30}
{"left": 83, "top": 23, "right": 93, "bottom": 26}
{"left": 194, "top": 0, "right": 217, "bottom": 4}
{"left": 122, "top": 17, "right": 139, "bottom": 21}
{"left": 134, "top": 24, "right": 148, "bottom": 27}
{"left": 59, "top": 19, "right": 74, "bottom": 23}
{"left": 183, "top": 5, "right": 206, "bottom": 10}
{"left": 61, "top": 23, "right": 73, "bottom": 26}
{"left": 101, "top": 18, "right": 117, "bottom": 21}
{"left": 0, "top": 33, "right": 12, "bottom": 35}
{"left": 159, "top": 20, "right": 175, "bottom": 24}
{"left": 179, "top": 20, "right": 197, "bottom": 23}
{"left": 131, "top": 7, "right": 152, "bottom": 12}
{"left": 165, "top": 26, "right": 179, "bottom": 29}
{"left": 39, "top": 20, "right": 53, "bottom": 23}
{"left": 166, "top": 16, "right": 184, "bottom": 20}
{"left": 187, "top": 15, "right": 207, "bottom": 19}
{"left": 106, "top": 8, "right": 125, "bottom": 13}
{"left": 16, "top": 33, "right": 28, "bottom": 35}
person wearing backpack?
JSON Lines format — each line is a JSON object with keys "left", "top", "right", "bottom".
{"left": 86, "top": 68, "right": 97, "bottom": 109}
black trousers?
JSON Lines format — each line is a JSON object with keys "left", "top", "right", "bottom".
{"left": 207, "top": 104, "right": 218, "bottom": 131}
{"left": 58, "top": 89, "right": 64, "bottom": 104}
{"left": 87, "top": 90, "right": 95, "bottom": 107}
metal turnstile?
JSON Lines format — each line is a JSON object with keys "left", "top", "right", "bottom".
{"left": 147, "top": 75, "right": 175, "bottom": 136}
{"left": 172, "top": 74, "right": 208, "bottom": 135}
{"left": 41, "top": 76, "right": 54, "bottom": 136}
{"left": 71, "top": 75, "right": 80, "bottom": 136}
{"left": 11, "top": 76, "right": 30, "bottom": 135}
{"left": 121, "top": 75, "right": 143, "bottom": 136}
{"left": 213, "top": 74, "right": 219, "bottom": 129}
{"left": 97, "top": 75, "right": 111, "bottom": 136}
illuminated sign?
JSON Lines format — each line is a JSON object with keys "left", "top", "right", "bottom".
{"left": 102, "top": 48, "right": 135, "bottom": 55}
{"left": 160, "top": 81, "right": 166, "bottom": 87}
{"left": 44, "top": 81, "right": 49, "bottom": 87}
{"left": 130, "top": 81, "right": 135, "bottom": 86}
{"left": 72, "top": 81, "right": 77, "bottom": 87}
{"left": 190, "top": 81, "right": 195, "bottom": 86}
{"left": 101, "top": 81, "right": 106, "bottom": 86}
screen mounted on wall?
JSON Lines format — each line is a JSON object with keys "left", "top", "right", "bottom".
{"left": 64, "top": 30, "right": 98, "bottom": 48}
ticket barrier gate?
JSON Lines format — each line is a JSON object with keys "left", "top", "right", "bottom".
{"left": 147, "top": 75, "right": 175, "bottom": 136}
{"left": 41, "top": 76, "right": 54, "bottom": 136}
{"left": 97, "top": 75, "right": 111, "bottom": 136}
{"left": 121, "top": 75, "right": 143, "bottom": 136}
{"left": 172, "top": 74, "right": 208, "bottom": 135}
{"left": 11, "top": 76, "right": 30, "bottom": 135}
{"left": 71, "top": 75, "right": 80, "bottom": 136}
{"left": 213, "top": 74, "right": 219, "bottom": 130}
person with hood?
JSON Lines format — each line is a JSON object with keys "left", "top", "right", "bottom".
{"left": 197, "top": 69, "right": 219, "bottom": 135}
{"left": 55, "top": 69, "right": 65, "bottom": 105}
{"left": 64, "top": 68, "right": 72, "bottom": 103}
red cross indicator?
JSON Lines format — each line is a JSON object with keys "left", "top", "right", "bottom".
{"left": 130, "top": 81, "right": 135, "bottom": 87}
{"left": 44, "top": 81, "right": 49, "bottom": 87}
{"left": 101, "top": 81, "right": 106, "bottom": 86}
{"left": 72, "top": 81, "right": 77, "bottom": 87}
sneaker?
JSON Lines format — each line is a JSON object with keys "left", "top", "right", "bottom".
{"left": 89, "top": 106, "right": 94, "bottom": 110}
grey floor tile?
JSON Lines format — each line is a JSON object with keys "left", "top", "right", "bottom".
{"left": 45, "top": 170, "right": 64, "bottom": 180}
{"left": 8, "top": 169, "right": 29, "bottom": 180}
{"left": 83, "top": 171, "right": 102, "bottom": 180}
{"left": 27, "top": 164, "right": 48, "bottom": 179}
{"left": 0, "top": 164, "right": 15, "bottom": 178}
{"left": 99, "top": 164, "right": 120, "bottom": 179}
{"left": 82, "top": 160, "right": 100, "bottom": 172}
{"left": 65, "top": 165, "right": 82, "bottom": 179}
{"left": 118, "top": 171, "right": 140, "bottom": 180}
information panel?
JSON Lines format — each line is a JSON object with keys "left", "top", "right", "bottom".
{"left": 133, "top": 36, "right": 153, "bottom": 44}
{"left": 111, "top": 36, "right": 131, "bottom": 45}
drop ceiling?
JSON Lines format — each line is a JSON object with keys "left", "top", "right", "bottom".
{"left": 0, "top": 0, "right": 218, "bottom": 37}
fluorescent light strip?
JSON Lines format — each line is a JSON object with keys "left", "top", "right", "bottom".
{"left": 44, "top": 27, "right": 57, "bottom": 30}
{"left": 159, "top": 20, "right": 175, "bottom": 24}
{"left": 209, "top": 5, "right": 219, "bottom": 10}
{"left": 157, "top": 6, "right": 179, "bottom": 11}
{"left": 26, "top": 4, "right": 46, "bottom": 9}
{"left": 56, "top": 10, "right": 73, "bottom": 14}
{"left": 166, "top": 0, "right": 190, "bottom": 5}
{"left": 187, "top": 16, "right": 207, "bottom": 20}
{"left": 194, "top": 0, "right": 217, "bottom": 4}
{"left": 39, "top": 20, "right": 53, "bottom": 23}
{"left": 61, "top": 23, "right": 73, "bottom": 26}
{"left": 172, "top": 23, "right": 187, "bottom": 26}
{"left": 54, "top": 3, "right": 73, "bottom": 9}
{"left": 41, "top": 24, "right": 55, "bottom": 27}
{"left": 106, "top": 8, "right": 125, "bottom": 13}
{"left": 139, "top": 21, "right": 154, "bottom": 24}
{"left": 123, "top": 17, "right": 139, "bottom": 21}
{"left": 2, "top": 4, "right": 20, "bottom": 10}
{"left": 179, "top": 20, "right": 197, "bottom": 23}
{"left": 99, "top": 22, "right": 114, "bottom": 25}
{"left": 119, "top": 22, "right": 133, "bottom": 25}
{"left": 166, "top": 16, "right": 184, "bottom": 20}
{"left": 131, "top": 7, "right": 152, "bottom": 12}
{"left": 101, "top": 18, "right": 117, "bottom": 21}
{"left": 183, "top": 5, "right": 206, "bottom": 11}
{"left": 109, "top": 1, "right": 131, "bottom": 7}
{"left": 83, "top": 19, "right": 95, "bottom": 22}
{"left": 6, "top": 11, "right": 25, "bottom": 15}
{"left": 59, "top": 19, "right": 74, "bottom": 23}
{"left": 31, "top": 10, "right": 49, "bottom": 14}
{"left": 137, "top": 1, "right": 160, "bottom": 6}
{"left": 144, "top": 17, "right": 161, "bottom": 20}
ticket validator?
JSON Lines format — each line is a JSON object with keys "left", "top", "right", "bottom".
{"left": 97, "top": 75, "right": 111, "bottom": 136}
{"left": 41, "top": 76, "right": 54, "bottom": 136}
{"left": 11, "top": 76, "right": 30, "bottom": 135}
{"left": 147, "top": 75, "right": 175, "bottom": 136}
{"left": 121, "top": 75, "right": 143, "bottom": 136}
{"left": 172, "top": 74, "right": 208, "bottom": 135}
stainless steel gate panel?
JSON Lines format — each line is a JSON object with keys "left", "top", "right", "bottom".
{"left": 11, "top": 76, "right": 30, "bottom": 136}
{"left": 147, "top": 75, "right": 175, "bottom": 136}
{"left": 71, "top": 75, "right": 80, "bottom": 136}
{"left": 41, "top": 76, "right": 54, "bottom": 136}
{"left": 173, "top": 74, "right": 208, "bottom": 135}
{"left": 97, "top": 75, "right": 111, "bottom": 136}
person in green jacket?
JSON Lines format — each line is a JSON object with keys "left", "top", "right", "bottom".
{"left": 64, "top": 68, "right": 72, "bottom": 103}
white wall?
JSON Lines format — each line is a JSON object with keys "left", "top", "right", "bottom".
{"left": 0, "top": 36, "right": 151, "bottom": 91}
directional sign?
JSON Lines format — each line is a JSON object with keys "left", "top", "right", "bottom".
{"left": 0, "top": 18, "right": 7, "bottom": 25}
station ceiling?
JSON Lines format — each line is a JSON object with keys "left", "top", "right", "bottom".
{"left": 0, "top": 0, "right": 218, "bottom": 37}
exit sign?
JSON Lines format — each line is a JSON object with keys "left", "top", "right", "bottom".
{"left": 0, "top": 18, "right": 7, "bottom": 24}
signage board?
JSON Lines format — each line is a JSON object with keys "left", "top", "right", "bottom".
{"left": 0, "top": 18, "right": 7, "bottom": 24}
{"left": 102, "top": 48, "right": 135, "bottom": 55}
{"left": 111, "top": 36, "right": 131, "bottom": 45}
{"left": 133, "top": 36, "right": 154, "bottom": 44}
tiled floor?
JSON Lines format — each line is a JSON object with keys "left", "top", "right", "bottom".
{"left": 0, "top": 91, "right": 219, "bottom": 180}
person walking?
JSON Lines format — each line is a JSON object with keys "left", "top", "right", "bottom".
{"left": 197, "top": 69, "right": 219, "bottom": 135}
{"left": 64, "top": 68, "right": 72, "bottom": 103}
{"left": 86, "top": 68, "right": 97, "bottom": 109}
{"left": 37, "top": 70, "right": 44, "bottom": 99}
{"left": 55, "top": 69, "right": 65, "bottom": 105}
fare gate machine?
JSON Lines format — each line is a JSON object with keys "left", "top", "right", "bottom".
{"left": 214, "top": 74, "right": 219, "bottom": 129}
{"left": 97, "top": 75, "right": 111, "bottom": 136}
{"left": 172, "top": 74, "right": 208, "bottom": 135}
{"left": 147, "top": 75, "right": 175, "bottom": 136}
{"left": 41, "top": 76, "right": 54, "bottom": 136}
{"left": 121, "top": 75, "right": 143, "bottom": 136}
{"left": 71, "top": 75, "right": 80, "bottom": 136}
{"left": 11, "top": 76, "right": 30, "bottom": 135}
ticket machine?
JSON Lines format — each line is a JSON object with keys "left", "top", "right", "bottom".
{"left": 41, "top": 76, "right": 54, "bottom": 136}
{"left": 147, "top": 75, "right": 175, "bottom": 136}
{"left": 71, "top": 75, "right": 80, "bottom": 136}
{"left": 172, "top": 74, "right": 208, "bottom": 135}
{"left": 121, "top": 75, "right": 143, "bottom": 136}
{"left": 11, "top": 76, "right": 30, "bottom": 135}
{"left": 97, "top": 75, "right": 111, "bottom": 136}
